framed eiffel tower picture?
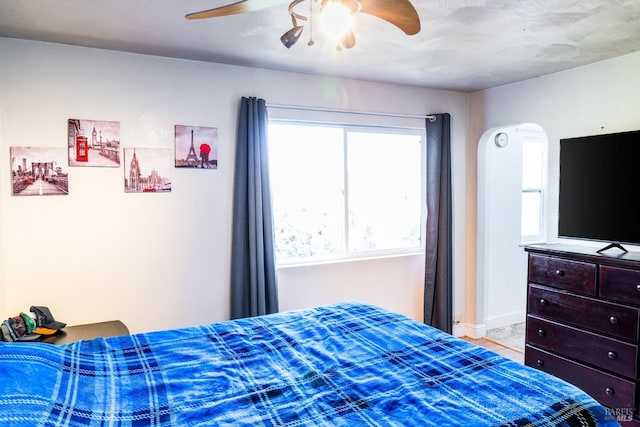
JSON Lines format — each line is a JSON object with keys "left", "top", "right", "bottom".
{"left": 174, "top": 125, "right": 218, "bottom": 169}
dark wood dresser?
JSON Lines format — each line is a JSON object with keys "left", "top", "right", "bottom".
{"left": 524, "top": 244, "right": 640, "bottom": 425}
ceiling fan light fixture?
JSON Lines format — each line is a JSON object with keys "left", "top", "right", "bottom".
{"left": 185, "top": 0, "right": 420, "bottom": 50}
{"left": 319, "top": 0, "right": 360, "bottom": 41}
{"left": 281, "top": 25, "right": 304, "bottom": 48}
{"left": 340, "top": 29, "right": 356, "bottom": 49}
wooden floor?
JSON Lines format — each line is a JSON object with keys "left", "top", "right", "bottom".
{"left": 461, "top": 336, "right": 524, "bottom": 364}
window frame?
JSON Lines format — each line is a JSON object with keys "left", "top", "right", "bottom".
{"left": 268, "top": 119, "right": 427, "bottom": 266}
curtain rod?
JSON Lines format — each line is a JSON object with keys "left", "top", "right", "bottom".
{"left": 266, "top": 103, "right": 437, "bottom": 121}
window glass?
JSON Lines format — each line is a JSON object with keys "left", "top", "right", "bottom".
{"left": 269, "top": 124, "right": 345, "bottom": 263}
{"left": 521, "top": 191, "right": 542, "bottom": 236}
{"left": 522, "top": 142, "right": 544, "bottom": 188}
{"left": 347, "top": 131, "right": 422, "bottom": 252}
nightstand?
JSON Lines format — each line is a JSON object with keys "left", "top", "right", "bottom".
{"left": 42, "top": 320, "right": 129, "bottom": 345}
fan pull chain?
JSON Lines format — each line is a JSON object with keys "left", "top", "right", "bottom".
{"left": 308, "top": 0, "right": 315, "bottom": 46}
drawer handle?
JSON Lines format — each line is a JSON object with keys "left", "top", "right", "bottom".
{"left": 539, "top": 299, "right": 547, "bottom": 306}
{"left": 607, "top": 351, "right": 617, "bottom": 359}
{"left": 536, "top": 359, "right": 544, "bottom": 366}
{"left": 609, "top": 316, "right": 619, "bottom": 324}
{"left": 538, "top": 329, "right": 545, "bottom": 337}
{"left": 605, "top": 387, "right": 615, "bottom": 396}
{"left": 555, "top": 269, "right": 565, "bottom": 277}
{"left": 637, "top": 284, "right": 640, "bottom": 292}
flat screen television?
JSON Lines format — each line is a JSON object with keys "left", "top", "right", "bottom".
{"left": 558, "top": 129, "right": 640, "bottom": 253}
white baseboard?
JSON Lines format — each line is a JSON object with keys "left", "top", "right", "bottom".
{"left": 453, "top": 322, "right": 487, "bottom": 339}
{"left": 454, "top": 313, "right": 525, "bottom": 339}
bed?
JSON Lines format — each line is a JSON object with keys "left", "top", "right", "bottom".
{"left": 0, "top": 302, "right": 618, "bottom": 426}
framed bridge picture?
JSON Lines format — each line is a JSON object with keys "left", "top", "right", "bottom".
{"left": 10, "top": 147, "right": 69, "bottom": 196}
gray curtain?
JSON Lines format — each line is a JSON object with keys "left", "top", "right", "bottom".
{"left": 230, "top": 97, "right": 279, "bottom": 319}
{"left": 424, "top": 113, "right": 453, "bottom": 333}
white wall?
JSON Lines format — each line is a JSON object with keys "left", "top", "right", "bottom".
{"left": 0, "top": 38, "right": 470, "bottom": 333}
{"left": 468, "top": 51, "right": 640, "bottom": 328}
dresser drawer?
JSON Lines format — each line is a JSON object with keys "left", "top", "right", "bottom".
{"left": 528, "top": 254, "right": 596, "bottom": 294}
{"left": 525, "top": 345, "right": 636, "bottom": 411}
{"left": 601, "top": 265, "right": 640, "bottom": 307}
{"left": 527, "top": 315, "right": 638, "bottom": 378}
{"left": 528, "top": 284, "right": 639, "bottom": 341}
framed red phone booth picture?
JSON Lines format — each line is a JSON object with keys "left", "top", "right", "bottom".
{"left": 68, "top": 119, "right": 121, "bottom": 167}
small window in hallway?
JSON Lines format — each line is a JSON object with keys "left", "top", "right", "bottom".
{"left": 521, "top": 140, "right": 545, "bottom": 243}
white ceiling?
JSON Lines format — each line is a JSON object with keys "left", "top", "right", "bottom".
{"left": 1, "top": 0, "right": 640, "bottom": 92}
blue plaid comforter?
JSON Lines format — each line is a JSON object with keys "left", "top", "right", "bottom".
{"left": 0, "top": 302, "right": 618, "bottom": 426}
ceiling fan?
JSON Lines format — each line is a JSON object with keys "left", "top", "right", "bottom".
{"left": 185, "top": 0, "right": 421, "bottom": 50}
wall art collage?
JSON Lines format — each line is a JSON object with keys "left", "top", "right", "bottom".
{"left": 10, "top": 119, "right": 218, "bottom": 197}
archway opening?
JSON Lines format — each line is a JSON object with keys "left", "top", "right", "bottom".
{"left": 477, "top": 123, "right": 548, "bottom": 351}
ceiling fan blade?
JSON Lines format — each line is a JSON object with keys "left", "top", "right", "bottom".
{"left": 185, "top": 0, "right": 290, "bottom": 20}
{"left": 358, "top": 0, "right": 421, "bottom": 35}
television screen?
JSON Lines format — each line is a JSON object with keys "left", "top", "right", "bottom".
{"left": 558, "top": 129, "right": 640, "bottom": 249}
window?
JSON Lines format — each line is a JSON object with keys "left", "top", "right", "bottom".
{"left": 268, "top": 121, "right": 425, "bottom": 265}
{"left": 521, "top": 139, "right": 546, "bottom": 243}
